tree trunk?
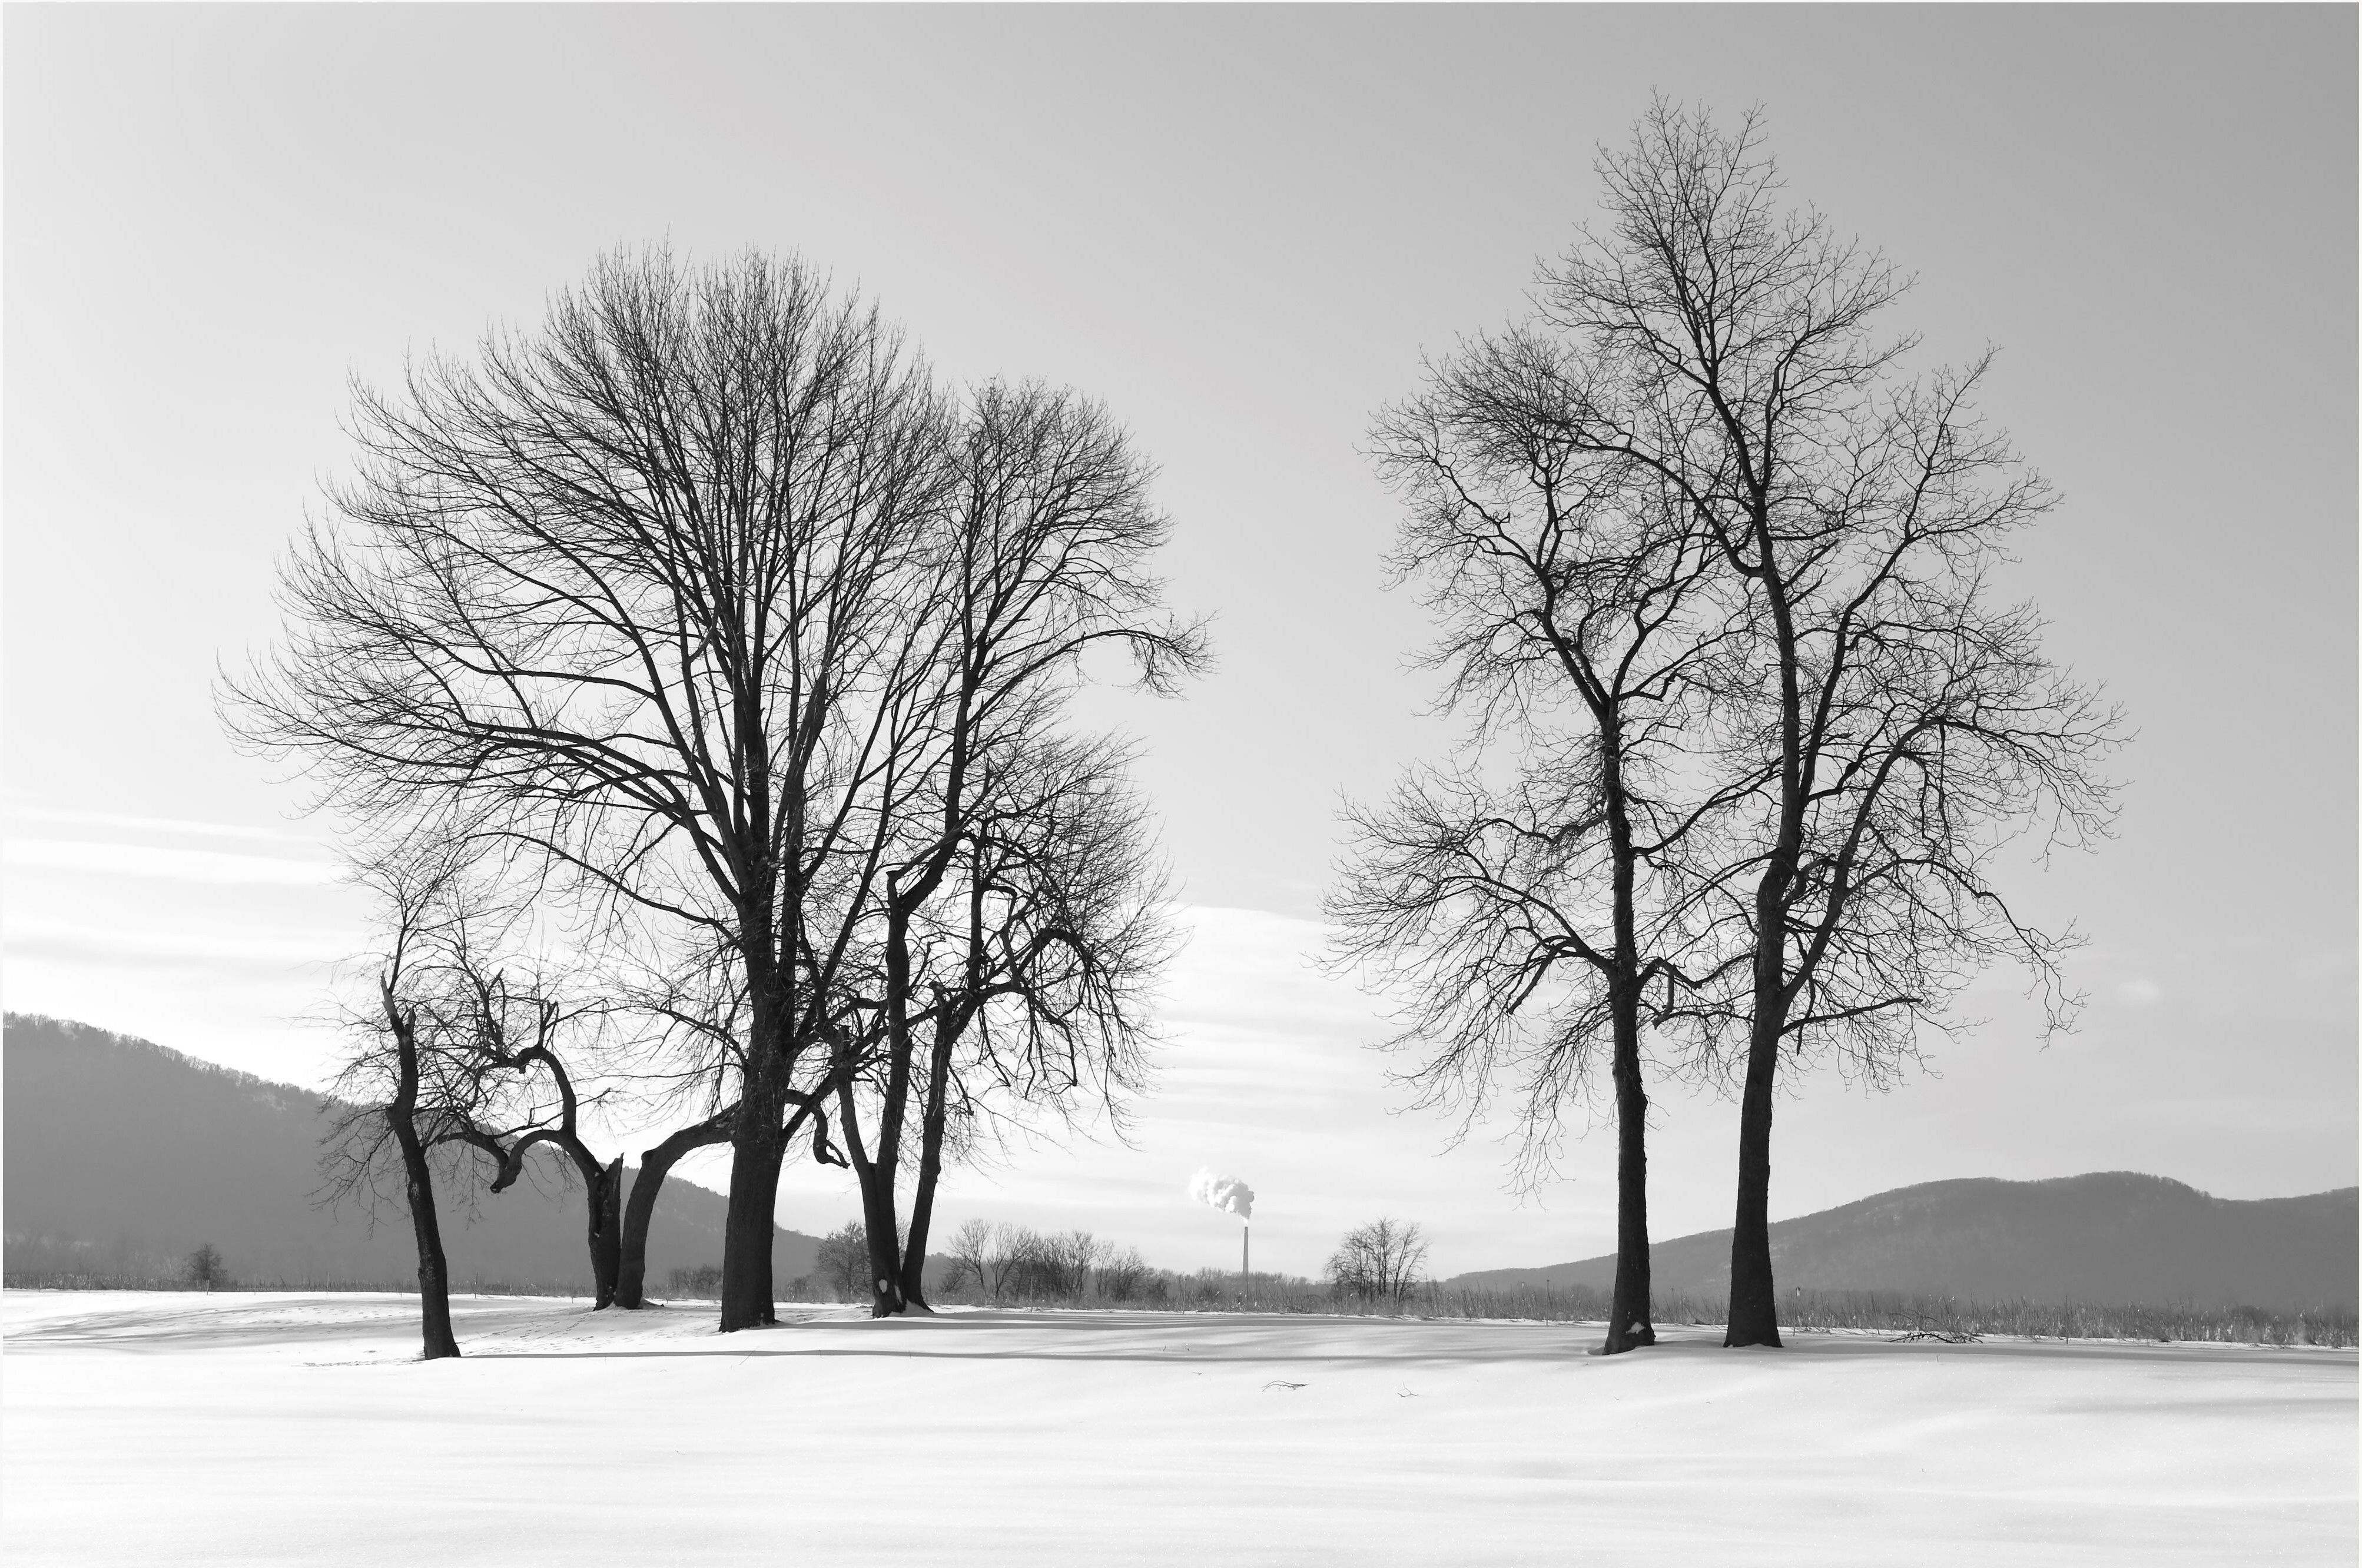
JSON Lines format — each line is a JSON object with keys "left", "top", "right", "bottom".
{"left": 858, "top": 1174, "right": 910, "bottom": 1316}
{"left": 881, "top": 686, "right": 974, "bottom": 1317}
{"left": 719, "top": 1097, "right": 785, "bottom": 1331}
{"left": 835, "top": 1072, "right": 908, "bottom": 1317}
{"left": 383, "top": 1005, "right": 459, "bottom": 1360}
{"left": 862, "top": 904, "right": 922, "bottom": 1317}
{"left": 898, "top": 1013, "right": 963, "bottom": 1310}
{"left": 1603, "top": 983, "right": 1656, "bottom": 1354}
{"left": 1719, "top": 831, "right": 1786, "bottom": 1350}
{"left": 396, "top": 1129, "right": 460, "bottom": 1359}
{"left": 1598, "top": 718, "right": 1654, "bottom": 1356}
{"left": 586, "top": 1154, "right": 623, "bottom": 1309}
{"left": 1724, "top": 1025, "right": 1782, "bottom": 1347}
{"left": 1725, "top": 553, "right": 1801, "bottom": 1351}
{"left": 615, "top": 1111, "right": 734, "bottom": 1309}
{"left": 1724, "top": 892, "right": 1790, "bottom": 1348}
{"left": 720, "top": 971, "right": 789, "bottom": 1331}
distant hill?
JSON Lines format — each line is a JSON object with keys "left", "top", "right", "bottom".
{"left": 1445, "top": 1172, "right": 2358, "bottom": 1312}
{"left": 1, "top": 1013, "right": 861, "bottom": 1295}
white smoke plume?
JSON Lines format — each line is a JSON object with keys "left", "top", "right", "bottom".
{"left": 1187, "top": 1167, "right": 1255, "bottom": 1220}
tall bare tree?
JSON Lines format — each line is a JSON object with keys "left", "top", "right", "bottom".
{"left": 230, "top": 248, "right": 954, "bottom": 1331}
{"left": 891, "top": 733, "right": 1177, "bottom": 1310}
{"left": 1535, "top": 101, "right": 2122, "bottom": 1347}
{"left": 370, "top": 984, "right": 463, "bottom": 1359}
{"left": 317, "top": 854, "right": 513, "bottom": 1360}
{"left": 831, "top": 380, "right": 1202, "bottom": 1317}
{"left": 1340, "top": 327, "right": 1753, "bottom": 1354}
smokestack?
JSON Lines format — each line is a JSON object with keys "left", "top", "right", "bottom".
{"left": 1189, "top": 1168, "right": 1256, "bottom": 1304}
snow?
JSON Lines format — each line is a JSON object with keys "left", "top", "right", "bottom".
{"left": 5, "top": 1290, "right": 2353, "bottom": 1565}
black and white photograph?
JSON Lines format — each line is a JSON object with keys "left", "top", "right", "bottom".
{"left": 3, "top": 5, "right": 2355, "bottom": 1563}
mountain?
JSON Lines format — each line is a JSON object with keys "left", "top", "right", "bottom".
{"left": 2, "top": 1013, "right": 844, "bottom": 1293}
{"left": 1445, "top": 1172, "right": 2358, "bottom": 1312}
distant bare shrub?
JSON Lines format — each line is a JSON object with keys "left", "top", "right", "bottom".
{"left": 814, "top": 1221, "right": 867, "bottom": 1303}
{"left": 1316, "top": 1284, "right": 2357, "bottom": 1347}
{"left": 980, "top": 1222, "right": 1029, "bottom": 1300}
{"left": 666, "top": 1264, "right": 722, "bottom": 1300}
{"left": 1185, "top": 1269, "right": 1229, "bottom": 1306}
{"left": 1766, "top": 1290, "right": 2357, "bottom": 1348}
{"left": 1099, "top": 1245, "right": 1150, "bottom": 1301}
{"left": 941, "top": 1219, "right": 994, "bottom": 1297}
{"left": 183, "top": 1244, "right": 230, "bottom": 1291}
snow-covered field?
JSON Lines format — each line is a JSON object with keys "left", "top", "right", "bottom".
{"left": 4, "top": 1290, "right": 2353, "bottom": 1565}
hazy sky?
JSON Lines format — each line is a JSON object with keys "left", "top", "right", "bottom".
{"left": 6, "top": 6, "right": 2354, "bottom": 1278}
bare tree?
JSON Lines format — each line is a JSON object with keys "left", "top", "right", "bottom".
{"left": 182, "top": 1244, "right": 229, "bottom": 1292}
{"left": 228, "top": 248, "right": 954, "bottom": 1331}
{"left": 888, "top": 733, "right": 1178, "bottom": 1311}
{"left": 364, "top": 893, "right": 839, "bottom": 1314}
{"left": 981, "top": 1222, "right": 1033, "bottom": 1302}
{"left": 942, "top": 1217, "right": 996, "bottom": 1298}
{"left": 324, "top": 849, "right": 654, "bottom": 1310}
{"left": 1534, "top": 101, "right": 2122, "bottom": 1347}
{"left": 1325, "top": 1218, "right": 1429, "bottom": 1306}
{"left": 1047, "top": 1230, "right": 1104, "bottom": 1297}
{"left": 1340, "top": 327, "right": 1752, "bottom": 1354}
{"left": 835, "top": 379, "right": 1204, "bottom": 1317}
{"left": 317, "top": 856, "right": 502, "bottom": 1360}
{"left": 812, "top": 1220, "right": 868, "bottom": 1303}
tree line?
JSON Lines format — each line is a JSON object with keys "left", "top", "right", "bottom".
{"left": 228, "top": 98, "right": 2115, "bottom": 1362}
{"left": 666, "top": 1214, "right": 1427, "bottom": 1311}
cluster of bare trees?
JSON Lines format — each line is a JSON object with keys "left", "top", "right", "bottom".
{"left": 231, "top": 102, "right": 2119, "bottom": 1365}
{"left": 938, "top": 1218, "right": 1152, "bottom": 1301}
{"left": 1324, "top": 1218, "right": 1429, "bottom": 1305}
{"left": 310, "top": 851, "right": 716, "bottom": 1346}
{"left": 229, "top": 247, "right": 1201, "bottom": 1354}
{"left": 1332, "top": 101, "right": 2121, "bottom": 1353}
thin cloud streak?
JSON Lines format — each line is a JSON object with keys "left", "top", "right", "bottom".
{"left": 4, "top": 917, "right": 349, "bottom": 976}
{"left": 3, "top": 839, "right": 340, "bottom": 886}
{"left": 5, "top": 803, "right": 325, "bottom": 845}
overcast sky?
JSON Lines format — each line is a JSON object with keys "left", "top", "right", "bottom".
{"left": 5, "top": 5, "right": 2354, "bottom": 1279}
